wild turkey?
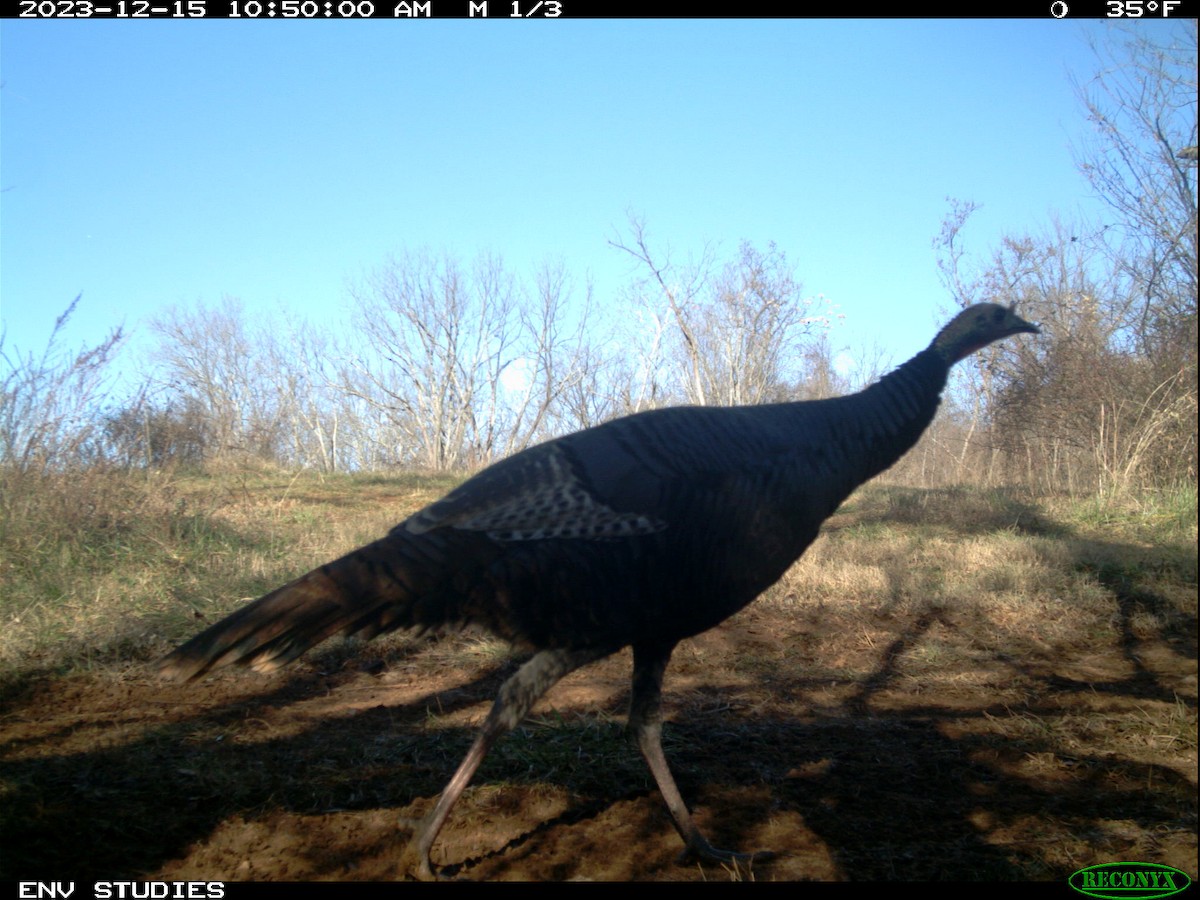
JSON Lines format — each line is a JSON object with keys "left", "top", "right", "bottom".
{"left": 160, "top": 302, "right": 1039, "bottom": 878}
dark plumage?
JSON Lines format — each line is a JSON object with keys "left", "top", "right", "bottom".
{"left": 160, "top": 302, "right": 1039, "bottom": 878}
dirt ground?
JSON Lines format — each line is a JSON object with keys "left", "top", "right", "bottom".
{"left": 2, "top": 604, "right": 1195, "bottom": 882}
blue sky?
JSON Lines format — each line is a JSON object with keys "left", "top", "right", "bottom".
{"left": 0, "top": 19, "right": 1177, "bottom": 388}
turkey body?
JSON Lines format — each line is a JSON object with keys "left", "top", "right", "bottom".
{"left": 406, "top": 350, "right": 945, "bottom": 653}
{"left": 160, "top": 303, "right": 1038, "bottom": 878}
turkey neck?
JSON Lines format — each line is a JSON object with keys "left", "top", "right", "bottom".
{"left": 770, "top": 347, "right": 949, "bottom": 516}
{"left": 822, "top": 346, "right": 948, "bottom": 487}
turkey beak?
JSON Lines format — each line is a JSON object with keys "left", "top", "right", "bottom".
{"left": 1005, "top": 303, "right": 1040, "bottom": 336}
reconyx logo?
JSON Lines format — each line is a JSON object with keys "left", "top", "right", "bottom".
{"left": 1069, "top": 862, "right": 1192, "bottom": 900}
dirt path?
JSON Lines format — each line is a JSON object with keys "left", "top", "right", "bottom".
{"left": 2, "top": 606, "right": 1195, "bottom": 882}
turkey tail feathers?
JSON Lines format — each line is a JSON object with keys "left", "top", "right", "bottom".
{"left": 158, "top": 534, "right": 435, "bottom": 681}
{"left": 158, "top": 571, "right": 353, "bottom": 680}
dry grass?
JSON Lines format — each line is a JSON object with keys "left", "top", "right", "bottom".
{"left": 0, "top": 465, "right": 460, "bottom": 683}
{"left": 769, "top": 482, "right": 1194, "bottom": 655}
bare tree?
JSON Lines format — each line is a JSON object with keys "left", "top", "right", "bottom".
{"left": 612, "top": 217, "right": 832, "bottom": 407}
{"left": 699, "top": 241, "right": 827, "bottom": 405}
{"left": 342, "top": 250, "right": 592, "bottom": 471}
{"left": 551, "top": 339, "right": 626, "bottom": 431}
{"left": 789, "top": 332, "right": 853, "bottom": 401}
{"left": 929, "top": 24, "right": 1197, "bottom": 493}
{"left": 1065, "top": 22, "right": 1197, "bottom": 489}
{"left": 103, "top": 395, "right": 210, "bottom": 470}
{"left": 266, "top": 319, "right": 346, "bottom": 473}
{"left": 611, "top": 216, "right": 716, "bottom": 405}
{"left": 342, "top": 251, "right": 511, "bottom": 470}
{"left": 1074, "top": 21, "right": 1198, "bottom": 362}
{"left": 498, "top": 259, "right": 597, "bottom": 449}
{"left": 0, "top": 295, "right": 125, "bottom": 473}
{"left": 937, "top": 201, "right": 1195, "bottom": 493}
{"left": 148, "top": 297, "right": 284, "bottom": 464}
